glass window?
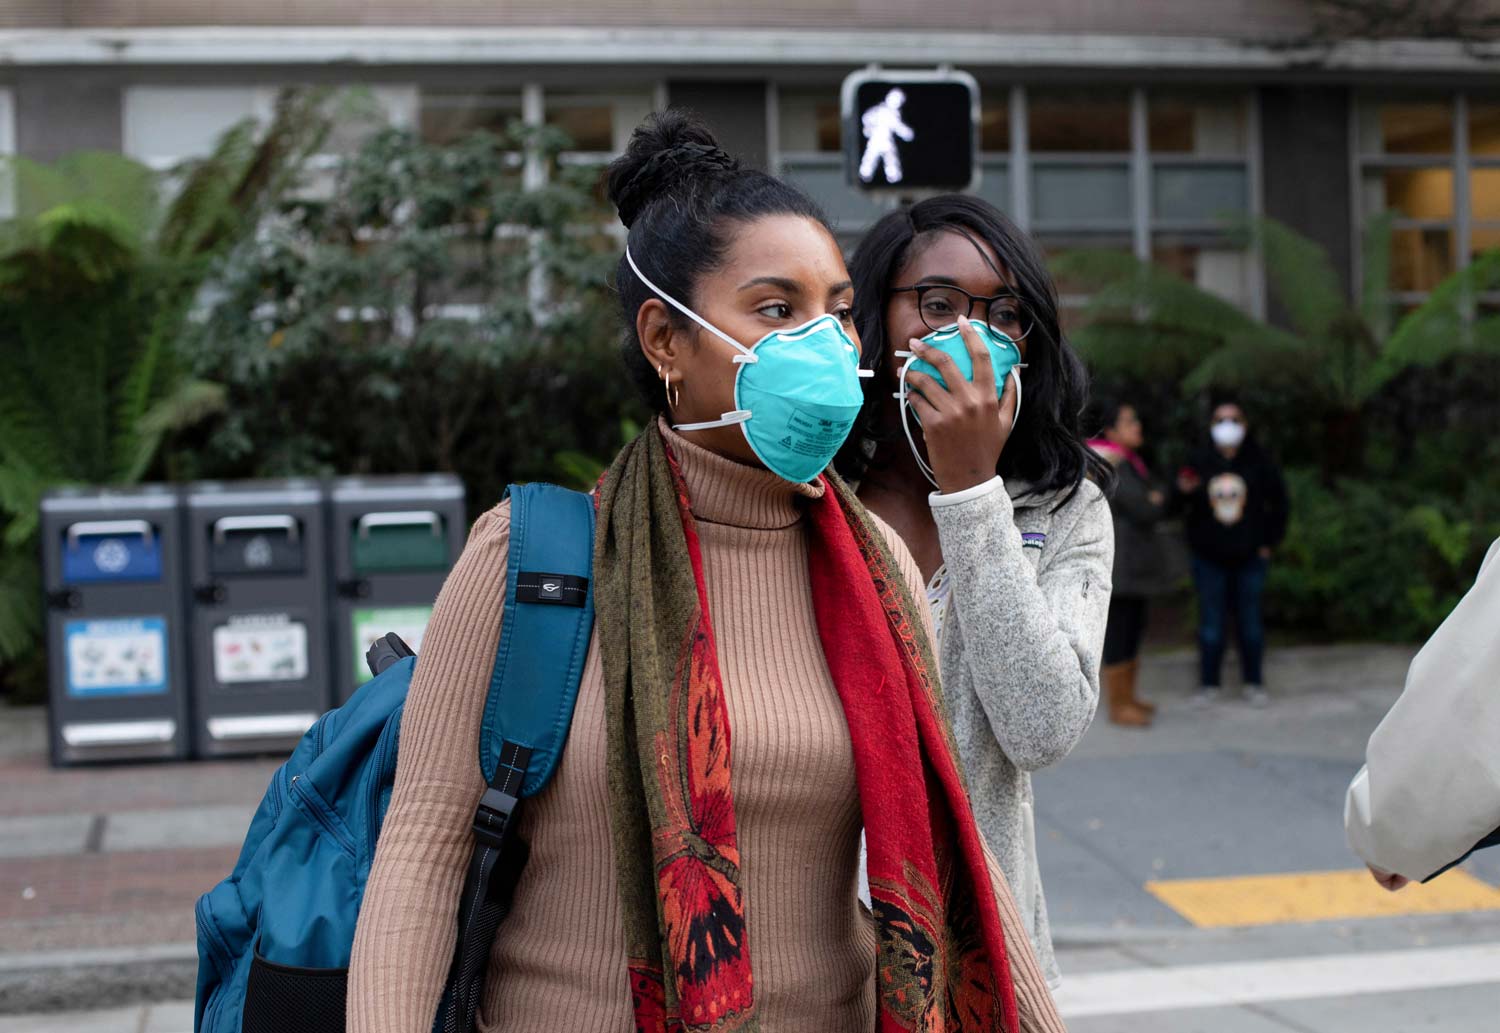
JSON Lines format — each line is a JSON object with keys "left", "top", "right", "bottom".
{"left": 779, "top": 88, "right": 842, "bottom": 153}
{"left": 1471, "top": 225, "right": 1500, "bottom": 259}
{"left": 546, "top": 104, "right": 613, "bottom": 153}
{"left": 780, "top": 157, "right": 887, "bottom": 233}
{"left": 1032, "top": 162, "right": 1132, "bottom": 227}
{"left": 1390, "top": 227, "right": 1455, "bottom": 292}
{"left": 1153, "top": 241, "right": 1253, "bottom": 308}
{"left": 1469, "top": 102, "right": 1500, "bottom": 157}
{"left": 420, "top": 90, "right": 522, "bottom": 145}
{"left": 546, "top": 90, "right": 653, "bottom": 155}
{"left": 973, "top": 160, "right": 1011, "bottom": 214}
{"left": 979, "top": 88, "right": 1010, "bottom": 152}
{"left": 124, "top": 86, "right": 262, "bottom": 167}
{"left": 1469, "top": 168, "right": 1500, "bottom": 221}
{"left": 1028, "top": 89, "right": 1130, "bottom": 152}
{"left": 1361, "top": 168, "right": 1455, "bottom": 220}
{"left": 1152, "top": 164, "right": 1249, "bottom": 222}
{"left": 1149, "top": 94, "right": 1247, "bottom": 156}
{"left": 1360, "top": 102, "right": 1453, "bottom": 155}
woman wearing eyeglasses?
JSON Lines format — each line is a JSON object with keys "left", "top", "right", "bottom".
{"left": 835, "top": 195, "right": 1113, "bottom": 988}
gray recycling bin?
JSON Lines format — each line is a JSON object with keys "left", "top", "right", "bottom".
{"left": 185, "top": 480, "right": 331, "bottom": 757}
{"left": 328, "top": 475, "right": 466, "bottom": 703}
{"left": 41, "top": 485, "right": 191, "bottom": 765}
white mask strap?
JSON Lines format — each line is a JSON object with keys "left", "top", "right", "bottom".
{"left": 625, "top": 247, "right": 757, "bottom": 364}
{"left": 674, "top": 409, "right": 753, "bottom": 433}
{"left": 894, "top": 358, "right": 1023, "bottom": 490}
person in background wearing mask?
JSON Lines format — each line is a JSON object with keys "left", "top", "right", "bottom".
{"left": 349, "top": 113, "right": 1065, "bottom": 1033}
{"left": 836, "top": 194, "right": 1114, "bottom": 989}
{"left": 1345, "top": 536, "right": 1500, "bottom": 891}
{"left": 1176, "top": 397, "right": 1288, "bottom": 707}
{"left": 1088, "top": 400, "right": 1172, "bottom": 727}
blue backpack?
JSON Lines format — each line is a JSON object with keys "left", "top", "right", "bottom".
{"left": 194, "top": 484, "right": 596, "bottom": 1033}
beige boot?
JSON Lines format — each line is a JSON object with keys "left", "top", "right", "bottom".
{"left": 1104, "top": 662, "right": 1152, "bottom": 727}
{"left": 1127, "top": 658, "right": 1157, "bottom": 716}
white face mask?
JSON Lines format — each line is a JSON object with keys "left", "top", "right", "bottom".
{"left": 1211, "top": 419, "right": 1246, "bottom": 450}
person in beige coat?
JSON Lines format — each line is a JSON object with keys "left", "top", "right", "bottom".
{"left": 1344, "top": 536, "right": 1500, "bottom": 888}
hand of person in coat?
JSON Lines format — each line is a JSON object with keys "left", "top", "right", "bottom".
{"left": 904, "top": 315, "right": 1018, "bottom": 494}
{"left": 1368, "top": 864, "right": 1410, "bottom": 892}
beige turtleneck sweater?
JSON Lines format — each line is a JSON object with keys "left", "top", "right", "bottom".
{"left": 348, "top": 428, "right": 1066, "bottom": 1033}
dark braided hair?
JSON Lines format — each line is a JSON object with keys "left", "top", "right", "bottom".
{"left": 606, "top": 109, "right": 833, "bottom": 411}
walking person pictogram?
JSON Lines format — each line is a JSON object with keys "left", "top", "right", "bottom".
{"left": 859, "top": 88, "right": 915, "bottom": 184}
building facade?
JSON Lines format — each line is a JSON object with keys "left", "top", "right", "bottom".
{"left": 4, "top": 2, "right": 1500, "bottom": 321}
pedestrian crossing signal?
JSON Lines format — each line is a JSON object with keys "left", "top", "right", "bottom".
{"left": 842, "top": 69, "right": 979, "bottom": 193}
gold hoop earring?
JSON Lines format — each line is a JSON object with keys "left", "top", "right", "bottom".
{"left": 659, "top": 364, "right": 681, "bottom": 410}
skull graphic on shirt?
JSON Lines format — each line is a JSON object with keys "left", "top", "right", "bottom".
{"left": 1208, "top": 472, "right": 1249, "bottom": 526}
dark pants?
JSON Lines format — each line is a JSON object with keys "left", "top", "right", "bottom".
{"left": 1102, "top": 595, "right": 1149, "bottom": 665}
{"left": 1191, "top": 554, "right": 1267, "bottom": 687}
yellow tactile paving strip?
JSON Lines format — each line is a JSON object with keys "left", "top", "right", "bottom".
{"left": 1145, "top": 868, "right": 1500, "bottom": 928}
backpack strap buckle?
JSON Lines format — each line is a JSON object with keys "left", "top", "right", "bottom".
{"left": 472, "top": 786, "right": 519, "bottom": 851}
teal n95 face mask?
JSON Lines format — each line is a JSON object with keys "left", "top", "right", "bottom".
{"left": 626, "top": 247, "right": 872, "bottom": 484}
{"left": 894, "top": 320, "right": 1024, "bottom": 488}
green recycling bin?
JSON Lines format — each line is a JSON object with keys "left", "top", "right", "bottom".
{"left": 329, "top": 475, "right": 466, "bottom": 702}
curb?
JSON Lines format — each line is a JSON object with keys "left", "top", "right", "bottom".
{"left": 0, "top": 944, "right": 197, "bottom": 1015}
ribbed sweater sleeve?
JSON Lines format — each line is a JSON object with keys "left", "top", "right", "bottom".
{"left": 984, "top": 846, "right": 1069, "bottom": 1033}
{"left": 347, "top": 503, "right": 512, "bottom": 1033}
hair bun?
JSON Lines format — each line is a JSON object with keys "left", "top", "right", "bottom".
{"left": 607, "top": 110, "right": 741, "bottom": 228}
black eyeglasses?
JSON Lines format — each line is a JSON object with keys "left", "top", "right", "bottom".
{"left": 892, "top": 283, "right": 1034, "bottom": 341}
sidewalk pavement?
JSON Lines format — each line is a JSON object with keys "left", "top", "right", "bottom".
{"left": 0, "top": 641, "right": 1483, "bottom": 1021}
{"left": 0, "top": 706, "right": 275, "bottom": 1013}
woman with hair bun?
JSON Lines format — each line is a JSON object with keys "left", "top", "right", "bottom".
{"left": 348, "top": 113, "right": 1066, "bottom": 1033}
{"left": 836, "top": 195, "right": 1115, "bottom": 988}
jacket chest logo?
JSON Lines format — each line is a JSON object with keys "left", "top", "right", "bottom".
{"left": 1021, "top": 532, "right": 1047, "bottom": 551}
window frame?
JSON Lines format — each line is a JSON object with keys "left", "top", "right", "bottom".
{"left": 1351, "top": 91, "right": 1500, "bottom": 315}
{"left": 0, "top": 86, "right": 14, "bottom": 219}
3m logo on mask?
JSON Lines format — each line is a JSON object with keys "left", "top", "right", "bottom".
{"left": 517, "top": 571, "right": 589, "bottom": 608}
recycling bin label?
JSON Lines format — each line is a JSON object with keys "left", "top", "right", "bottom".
{"left": 64, "top": 617, "right": 169, "bottom": 698}
{"left": 351, "top": 605, "right": 433, "bottom": 684}
{"left": 212, "top": 614, "right": 309, "bottom": 684}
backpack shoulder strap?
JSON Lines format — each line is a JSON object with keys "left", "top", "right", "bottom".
{"left": 478, "top": 481, "right": 596, "bottom": 797}
{"left": 439, "top": 481, "right": 595, "bottom": 1033}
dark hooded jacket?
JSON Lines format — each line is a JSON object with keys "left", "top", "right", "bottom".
{"left": 1180, "top": 436, "right": 1289, "bottom": 565}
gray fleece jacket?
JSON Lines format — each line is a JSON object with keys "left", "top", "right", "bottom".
{"left": 929, "top": 474, "right": 1114, "bottom": 987}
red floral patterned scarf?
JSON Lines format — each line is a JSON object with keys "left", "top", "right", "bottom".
{"left": 594, "top": 423, "right": 1019, "bottom": 1033}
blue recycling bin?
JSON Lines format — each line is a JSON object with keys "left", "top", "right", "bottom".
{"left": 41, "top": 486, "right": 191, "bottom": 764}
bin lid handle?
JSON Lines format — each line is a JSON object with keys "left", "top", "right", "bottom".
{"left": 212, "top": 514, "right": 300, "bottom": 545}
{"left": 65, "top": 520, "right": 154, "bottom": 547}
{"left": 356, "top": 510, "right": 442, "bottom": 538}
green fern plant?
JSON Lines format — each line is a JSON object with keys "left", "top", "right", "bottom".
{"left": 0, "top": 88, "right": 335, "bottom": 683}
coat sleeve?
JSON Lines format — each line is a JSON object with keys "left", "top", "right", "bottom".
{"left": 930, "top": 477, "right": 1113, "bottom": 772}
{"left": 1109, "top": 465, "right": 1165, "bottom": 528}
{"left": 348, "top": 502, "right": 513, "bottom": 1033}
{"left": 1344, "top": 537, "right": 1500, "bottom": 881}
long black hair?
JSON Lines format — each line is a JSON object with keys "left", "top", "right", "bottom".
{"left": 834, "top": 194, "right": 1110, "bottom": 504}
{"left": 605, "top": 110, "right": 832, "bottom": 412}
